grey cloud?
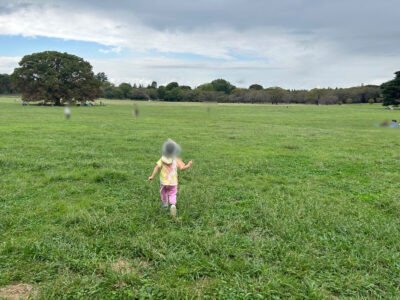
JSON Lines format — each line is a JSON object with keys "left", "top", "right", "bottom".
{"left": 61, "top": 0, "right": 400, "bottom": 57}
{"left": 145, "top": 64, "right": 286, "bottom": 70}
{"left": 3, "top": 0, "right": 400, "bottom": 57}
{"left": 1, "top": 0, "right": 399, "bottom": 88}
{"left": 64, "top": 0, "right": 397, "bottom": 31}
{"left": 0, "top": 1, "right": 32, "bottom": 15}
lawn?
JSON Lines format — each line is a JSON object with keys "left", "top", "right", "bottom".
{"left": 0, "top": 97, "right": 399, "bottom": 299}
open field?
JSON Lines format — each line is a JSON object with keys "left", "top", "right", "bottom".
{"left": 0, "top": 97, "right": 400, "bottom": 299}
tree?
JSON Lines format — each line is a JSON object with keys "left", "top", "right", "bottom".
{"left": 100, "top": 81, "right": 115, "bottom": 98}
{"left": 164, "top": 87, "right": 183, "bottom": 101}
{"left": 197, "top": 83, "right": 214, "bottom": 91}
{"left": 119, "top": 83, "right": 132, "bottom": 99}
{"left": 130, "top": 88, "right": 149, "bottom": 100}
{"left": 157, "top": 86, "right": 166, "bottom": 99}
{"left": 307, "top": 89, "right": 327, "bottom": 105}
{"left": 211, "top": 79, "right": 235, "bottom": 94}
{"left": 151, "top": 81, "right": 157, "bottom": 89}
{"left": 111, "top": 86, "right": 123, "bottom": 99}
{"left": 249, "top": 84, "right": 263, "bottom": 90}
{"left": 266, "top": 87, "right": 286, "bottom": 104}
{"left": 166, "top": 82, "right": 179, "bottom": 91}
{"left": 12, "top": 51, "right": 100, "bottom": 105}
{"left": 0, "top": 74, "right": 14, "bottom": 94}
{"left": 95, "top": 72, "right": 108, "bottom": 83}
{"left": 381, "top": 71, "right": 400, "bottom": 106}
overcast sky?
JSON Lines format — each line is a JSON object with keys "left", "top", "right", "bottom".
{"left": 0, "top": 0, "right": 399, "bottom": 89}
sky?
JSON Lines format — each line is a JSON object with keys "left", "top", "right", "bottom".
{"left": 0, "top": 0, "right": 399, "bottom": 89}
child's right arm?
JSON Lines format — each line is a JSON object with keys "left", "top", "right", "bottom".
{"left": 148, "top": 165, "right": 160, "bottom": 181}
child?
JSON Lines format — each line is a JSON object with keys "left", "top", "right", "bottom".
{"left": 148, "top": 139, "right": 192, "bottom": 217}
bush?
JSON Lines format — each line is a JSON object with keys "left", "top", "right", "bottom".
{"left": 164, "top": 87, "right": 184, "bottom": 101}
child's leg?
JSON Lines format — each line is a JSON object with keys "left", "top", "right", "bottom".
{"left": 160, "top": 185, "right": 168, "bottom": 205}
{"left": 168, "top": 185, "right": 178, "bottom": 205}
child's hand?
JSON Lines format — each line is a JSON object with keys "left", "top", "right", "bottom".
{"left": 187, "top": 160, "right": 193, "bottom": 167}
{"left": 148, "top": 176, "right": 154, "bottom": 181}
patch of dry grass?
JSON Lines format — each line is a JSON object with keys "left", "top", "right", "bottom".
{"left": 0, "top": 283, "right": 35, "bottom": 300}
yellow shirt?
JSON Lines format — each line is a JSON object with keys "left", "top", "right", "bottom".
{"left": 157, "top": 158, "right": 184, "bottom": 186}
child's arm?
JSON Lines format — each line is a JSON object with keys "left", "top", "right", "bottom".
{"left": 179, "top": 160, "right": 193, "bottom": 170}
{"left": 148, "top": 165, "right": 160, "bottom": 181}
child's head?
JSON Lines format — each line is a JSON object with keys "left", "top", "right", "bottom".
{"left": 161, "top": 139, "right": 181, "bottom": 164}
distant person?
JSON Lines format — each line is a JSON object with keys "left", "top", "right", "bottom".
{"left": 148, "top": 139, "right": 193, "bottom": 217}
{"left": 133, "top": 103, "right": 139, "bottom": 118}
{"left": 390, "top": 120, "right": 398, "bottom": 128}
{"left": 64, "top": 106, "right": 71, "bottom": 120}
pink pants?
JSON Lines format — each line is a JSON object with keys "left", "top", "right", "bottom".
{"left": 160, "top": 185, "right": 178, "bottom": 205}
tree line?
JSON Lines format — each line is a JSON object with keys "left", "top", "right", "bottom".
{"left": 0, "top": 51, "right": 399, "bottom": 106}
{"left": 98, "top": 75, "right": 382, "bottom": 105}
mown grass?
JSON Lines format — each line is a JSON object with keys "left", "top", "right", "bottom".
{"left": 0, "top": 97, "right": 399, "bottom": 299}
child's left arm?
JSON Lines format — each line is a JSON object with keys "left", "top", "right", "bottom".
{"left": 178, "top": 159, "right": 193, "bottom": 170}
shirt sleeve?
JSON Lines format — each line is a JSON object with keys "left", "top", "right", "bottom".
{"left": 156, "top": 159, "right": 162, "bottom": 167}
{"left": 175, "top": 158, "right": 185, "bottom": 170}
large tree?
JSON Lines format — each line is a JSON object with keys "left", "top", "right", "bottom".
{"left": 211, "top": 79, "right": 236, "bottom": 94}
{"left": 12, "top": 51, "right": 100, "bottom": 105}
{"left": 381, "top": 71, "right": 400, "bottom": 106}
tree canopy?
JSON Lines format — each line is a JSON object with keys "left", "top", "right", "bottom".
{"left": 12, "top": 51, "right": 100, "bottom": 105}
{"left": 381, "top": 71, "right": 400, "bottom": 106}
{"left": 211, "top": 79, "right": 236, "bottom": 94}
{"left": 166, "top": 82, "right": 179, "bottom": 91}
{"left": 249, "top": 84, "right": 263, "bottom": 90}
{"left": 0, "top": 74, "right": 15, "bottom": 94}
{"left": 95, "top": 72, "right": 108, "bottom": 83}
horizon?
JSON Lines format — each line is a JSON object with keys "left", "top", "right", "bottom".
{"left": 0, "top": 0, "right": 399, "bottom": 89}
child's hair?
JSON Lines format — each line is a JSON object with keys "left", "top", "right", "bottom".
{"left": 162, "top": 139, "right": 181, "bottom": 157}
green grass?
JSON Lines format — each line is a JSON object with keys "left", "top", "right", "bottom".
{"left": 0, "top": 97, "right": 399, "bottom": 299}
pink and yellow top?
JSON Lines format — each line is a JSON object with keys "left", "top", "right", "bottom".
{"left": 157, "top": 158, "right": 184, "bottom": 186}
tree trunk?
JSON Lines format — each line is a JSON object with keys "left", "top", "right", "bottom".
{"left": 55, "top": 98, "right": 61, "bottom": 106}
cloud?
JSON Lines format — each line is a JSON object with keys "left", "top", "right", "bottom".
{"left": 0, "top": 56, "right": 20, "bottom": 73}
{"left": 99, "top": 46, "right": 122, "bottom": 54}
{"left": 0, "top": 0, "right": 399, "bottom": 88}
{"left": 90, "top": 55, "right": 398, "bottom": 89}
{"left": 0, "top": 3, "right": 333, "bottom": 61}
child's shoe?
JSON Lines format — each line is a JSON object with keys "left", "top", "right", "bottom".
{"left": 161, "top": 202, "right": 168, "bottom": 209}
{"left": 170, "top": 205, "right": 177, "bottom": 217}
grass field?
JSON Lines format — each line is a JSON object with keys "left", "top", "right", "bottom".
{"left": 0, "top": 97, "right": 400, "bottom": 299}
